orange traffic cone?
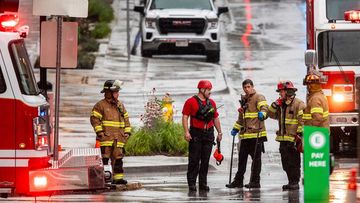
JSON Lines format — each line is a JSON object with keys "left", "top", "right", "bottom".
{"left": 58, "top": 144, "right": 62, "bottom": 151}
{"left": 95, "top": 140, "right": 100, "bottom": 148}
{"left": 346, "top": 168, "right": 357, "bottom": 203}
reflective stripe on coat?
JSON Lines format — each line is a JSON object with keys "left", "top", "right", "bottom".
{"left": 90, "top": 98, "right": 131, "bottom": 144}
{"left": 233, "top": 91, "right": 268, "bottom": 140}
{"left": 303, "top": 90, "right": 329, "bottom": 129}
{"left": 268, "top": 97, "right": 306, "bottom": 142}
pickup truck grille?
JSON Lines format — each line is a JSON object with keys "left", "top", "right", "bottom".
{"left": 158, "top": 18, "right": 206, "bottom": 34}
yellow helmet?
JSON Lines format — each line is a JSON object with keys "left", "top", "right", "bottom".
{"left": 303, "top": 71, "right": 327, "bottom": 85}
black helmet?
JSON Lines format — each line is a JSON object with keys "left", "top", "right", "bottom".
{"left": 101, "top": 80, "right": 123, "bottom": 93}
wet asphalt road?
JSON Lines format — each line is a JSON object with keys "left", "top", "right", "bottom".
{"left": 6, "top": 0, "right": 356, "bottom": 202}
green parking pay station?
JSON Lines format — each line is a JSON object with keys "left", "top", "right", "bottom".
{"left": 303, "top": 125, "right": 330, "bottom": 202}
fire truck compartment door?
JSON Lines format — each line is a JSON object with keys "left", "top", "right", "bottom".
{"left": 0, "top": 50, "right": 16, "bottom": 187}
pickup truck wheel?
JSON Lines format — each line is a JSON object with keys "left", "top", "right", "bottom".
{"left": 206, "top": 51, "right": 220, "bottom": 63}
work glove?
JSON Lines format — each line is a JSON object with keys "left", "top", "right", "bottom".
{"left": 124, "top": 133, "right": 130, "bottom": 139}
{"left": 96, "top": 132, "right": 105, "bottom": 141}
{"left": 258, "top": 111, "right": 266, "bottom": 121}
{"left": 271, "top": 98, "right": 283, "bottom": 109}
{"left": 230, "top": 129, "right": 239, "bottom": 136}
{"left": 295, "top": 133, "right": 303, "bottom": 153}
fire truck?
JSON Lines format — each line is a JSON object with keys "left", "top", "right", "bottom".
{"left": 0, "top": 2, "right": 104, "bottom": 197}
{"left": 305, "top": 0, "right": 360, "bottom": 153}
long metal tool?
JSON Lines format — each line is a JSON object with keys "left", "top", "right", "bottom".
{"left": 228, "top": 135, "right": 235, "bottom": 184}
{"left": 249, "top": 122, "right": 261, "bottom": 187}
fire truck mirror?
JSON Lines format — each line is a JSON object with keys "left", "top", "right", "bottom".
{"left": 0, "top": 0, "right": 19, "bottom": 13}
{"left": 305, "top": 49, "right": 317, "bottom": 67}
{"left": 37, "top": 81, "right": 53, "bottom": 91}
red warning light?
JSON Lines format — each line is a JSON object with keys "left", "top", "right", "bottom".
{"left": 0, "top": 13, "right": 18, "bottom": 31}
{"left": 344, "top": 10, "right": 360, "bottom": 23}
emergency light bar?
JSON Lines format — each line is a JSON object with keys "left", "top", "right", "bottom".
{"left": 344, "top": 10, "right": 360, "bottom": 23}
{"left": 0, "top": 13, "right": 18, "bottom": 31}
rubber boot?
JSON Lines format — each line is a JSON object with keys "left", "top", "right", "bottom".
{"left": 226, "top": 179, "right": 243, "bottom": 188}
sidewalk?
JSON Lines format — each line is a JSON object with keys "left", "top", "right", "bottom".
{"left": 20, "top": 0, "right": 228, "bottom": 174}
{"left": 123, "top": 156, "right": 189, "bottom": 173}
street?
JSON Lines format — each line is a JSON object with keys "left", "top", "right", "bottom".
{"left": 3, "top": 0, "right": 358, "bottom": 202}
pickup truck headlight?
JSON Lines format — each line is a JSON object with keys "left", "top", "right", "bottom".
{"left": 208, "top": 19, "right": 218, "bottom": 29}
{"left": 145, "top": 18, "right": 156, "bottom": 29}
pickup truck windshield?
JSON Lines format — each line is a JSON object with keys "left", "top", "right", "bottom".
{"left": 9, "top": 40, "right": 39, "bottom": 95}
{"left": 327, "top": 0, "right": 360, "bottom": 20}
{"left": 318, "top": 31, "right": 360, "bottom": 68}
{"left": 150, "top": 0, "right": 212, "bottom": 10}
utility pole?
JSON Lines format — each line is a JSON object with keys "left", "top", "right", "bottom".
{"left": 53, "top": 15, "right": 63, "bottom": 161}
{"left": 126, "top": 0, "right": 130, "bottom": 61}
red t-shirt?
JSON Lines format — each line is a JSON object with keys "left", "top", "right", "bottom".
{"left": 182, "top": 96, "right": 219, "bottom": 129}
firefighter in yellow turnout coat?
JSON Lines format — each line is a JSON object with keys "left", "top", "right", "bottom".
{"left": 303, "top": 72, "right": 329, "bottom": 128}
{"left": 90, "top": 80, "right": 131, "bottom": 185}
{"left": 268, "top": 81, "right": 305, "bottom": 191}
{"left": 226, "top": 79, "right": 268, "bottom": 189}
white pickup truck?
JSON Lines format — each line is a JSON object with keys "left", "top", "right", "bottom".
{"left": 134, "top": 0, "right": 228, "bottom": 62}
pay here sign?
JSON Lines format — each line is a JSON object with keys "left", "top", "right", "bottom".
{"left": 303, "top": 126, "right": 330, "bottom": 202}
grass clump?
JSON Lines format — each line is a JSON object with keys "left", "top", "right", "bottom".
{"left": 125, "top": 90, "right": 188, "bottom": 156}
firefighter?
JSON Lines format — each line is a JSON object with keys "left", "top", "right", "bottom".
{"left": 303, "top": 71, "right": 329, "bottom": 128}
{"left": 90, "top": 80, "right": 131, "bottom": 185}
{"left": 226, "top": 79, "right": 268, "bottom": 189}
{"left": 182, "top": 80, "right": 223, "bottom": 192}
{"left": 268, "top": 81, "right": 305, "bottom": 191}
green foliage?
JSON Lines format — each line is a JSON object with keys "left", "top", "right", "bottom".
{"left": 125, "top": 120, "right": 188, "bottom": 156}
{"left": 77, "top": 52, "right": 96, "bottom": 69}
{"left": 88, "top": 0, "right": 114, "bottom": 23}
{"left": 80, "top": 37, "right": 100, "bottom": 52}
{"left": 91, "top": 22, "right": 111, "bottom": 39}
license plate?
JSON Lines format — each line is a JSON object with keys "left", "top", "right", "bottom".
{"left": 175, "top": 40, "right": 188, "bottom": 47}
{"left": 336, "top": 117, "right": 347, "bottom": 123}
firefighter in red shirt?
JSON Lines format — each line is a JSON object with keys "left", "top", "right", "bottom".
{"left": 182, "top": 80, "right": 223, "bottom": 192}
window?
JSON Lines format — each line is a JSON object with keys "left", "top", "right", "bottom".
{"left": 318, "top": 31, "right": 360, "bottom": 68}
{"left": 9, "top": 39, "right": 39, "bottom": 95}
{"left": 0, "top": 68, "right": 5, "bottom": 93}
{"left": 150, "top": 0, "right": 212, "bottom": 10}
{"left": 326, "top": 0, "right": 360, "bottom": 20}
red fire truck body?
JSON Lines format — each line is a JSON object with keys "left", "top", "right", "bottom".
{"left": 306, "top": 0, "right": 360, "bottom": 152}
{"left": 0, "top": 10, "right": 104, "bottom": 197}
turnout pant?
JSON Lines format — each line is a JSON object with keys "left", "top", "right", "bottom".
{"left": 187, "top": 127, "right": 214, "bottom": 187}
{"left": 101, "top": 144, "right": 125, "bottom": 180}
{"left": 234, "top": 139, "right": 263, "bottom": 184}
{"left": 279, "top": 141, "right": 300, "bottom": 184}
